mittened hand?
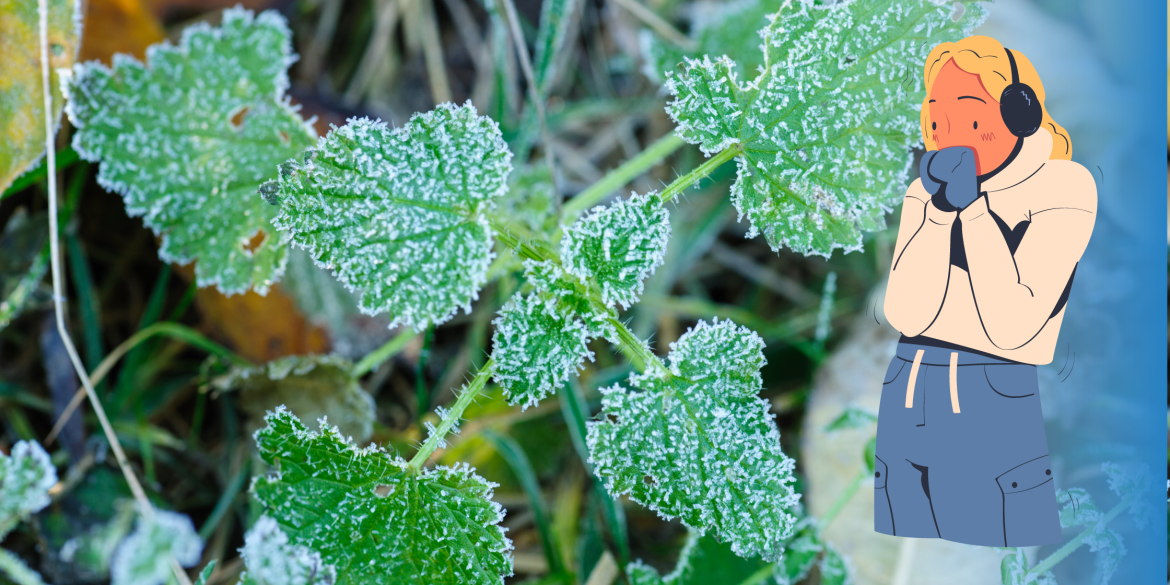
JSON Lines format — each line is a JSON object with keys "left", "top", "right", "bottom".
{"left": 919, "top": 146, "right": 979, "bottom": 211}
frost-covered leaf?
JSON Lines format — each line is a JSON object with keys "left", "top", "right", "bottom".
{"left": 250, "top": 406, "right": 513, "bottom": 585}
{"left": 194, "top": 560, "right": 216, "bottom": 585}
{"left": 776, "top": 521, "right": 822, "bottom": 585}
{"left": 239, "top": 515, "right": 336, "bottom": 585}
{"left": 818, "top": 542, "right": 853, "bottom": 585}
{"left": 1084, "top": 526, "right": 1125, "bottom": 585}
{"left": 0, "top": 208, "right": 50, "bottom": 330}
{"left": 626, "top": 529, "right": 781, "bottom": 585}
{"left": 1055, "top": 484, "right": 1126, "bottom": 585}
{"left": 0, "top": 440, "right": 57, "bottom": 539}
{"left": 59, "top": 500, "right": 136, "bottom": 577}
{"left": 665, "top": 0, "right": 987, "bottom": 257}
{"left": 110, "top": 508, "right": 202, "bottom": 585}
{"left": 491, "top": 260, "right": 615, "bottom": 410}
{"left": 562, "top": 192, "right": 671, "bottom": 310}
{"left": 999, "top": 549, "right": 1056, "bottom": 585}
{"left": 499, "top": 164, "right": 557, "bottom": 235}
{"left": 0, "top": 0, "right": 80, "bottom": 192}
{"left": 268, "top": 103, "right": 512, "bottom": 331}
{"left": 640, "top": 0, "right": 774, "bottom": 84}
{"left": 1102, "top": 461, "right": 1156, "bottom": 530}
{"left": 823, "top": 405, "right": 877, "bottom": 432}
{"left": 214, "top": 354, "right": 376, "bottom": 444}
{"left": 64, "top": 8, "right": 314, "bottom": 294}
{"left": 586, "top": 317, "right": 800, "bottom": 561}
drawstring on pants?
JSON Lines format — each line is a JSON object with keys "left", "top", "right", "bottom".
{"left": 904, "top": 350, "right": 961, "bottom": 414}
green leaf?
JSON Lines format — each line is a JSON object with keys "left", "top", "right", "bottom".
{"left": 214, "top": 354, "right": 376, "bottom": 444}
{"left": 1056, "top": 487, "right": 1102, "bottom": 529}
{"left": 0, "top": 208, "right": 50, "bottom": 330}
{"left": 268, "top": 103, "right": 513, "bottom": 331}
{"left": 562, "top": 192, "right": 671, "bottom": 310}
{"left": 238, "top": 515, "right": 336, "bottom": 585}
{"left": 665, "top": 0, "right": 987, "bottom": 257}
{"left": 776, "top": 521, "right": 822, "bottom": 585}
{"left": 194, "top": 560, "right": 216, "bottom": 585}
{"left": 640, "top": 0, "right": 774, "bottom": 84}
{"left": 586, "top": 318, "right": 800, "bottom": 562}
{"left": 533, "top": 0, "right": 581, "bottom": 94}
{"left": 999, "top": 548, "right": 1056, "bottom": 585}
{"left": 250, "top": 406, "right": 513, "bottom": 585}
{"left": 817, "top": 542, "right": 853, "bottom": 585}
{"left": 0, "top": 440, "right": 57, "bottom": 539}
{"left": 0, "top": 0, "right": 80, "bottom": 193}
{"left": 1102, "top": 461, "right": 1156, "bottom": 530}
{"left": 64, "top": 8, "right": 314, "bottom": 294}
{"left": 626, "top": 529, "right": 780, "bottom": 585}
{"left": 823, "top": 405, "right": 877, "bottom": 432}
{"left": 491, "top": 260, "right": 615, "bottom": 409}
{"left": 110, "top": 508, "right": 202, "bottom": 585}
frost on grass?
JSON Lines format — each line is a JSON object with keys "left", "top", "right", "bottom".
{"left": 586, "top": 318, "right": 800, "bottom": 561}
{"left": 64, "top": 8, "right": 315, "bottom": 294}
{"left": 110, "top": 508, "right": 202, "bottom": 585}
{"left": 562, "top": 192, "right": 671, "bottom": 310}
{"left": 491, "top": 260, "right": 616, "bottom": 410}
{"left": 665, "top": 0, "right": 987, "bottom": 257}
{"left": 626, "top": 529, "right": 783, "bottom": 585}
{"left": 0, "top": 440, "right": 57, "bottom": 538}
{"left": 1055, "top": 485, "right": 1123, "bottom": 585}
{"left": 215, "top": 354, "right": 376, "bottom": 444}
{"left": 238, "top": 515, "right": 336, "bottom": 585}
{"left": 268, "top": 103, "right": 512, "bottom": 331}
{"left": 250, "top": 407, "right": 513, "bottom": 585}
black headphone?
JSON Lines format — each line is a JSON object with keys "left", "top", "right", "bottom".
{"left": 999, "top": 48, "right": 1042, "bottom": 137}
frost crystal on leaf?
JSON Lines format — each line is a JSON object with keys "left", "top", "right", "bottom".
{"left": 1055, "top": 485, "right": 1125, "bottom": 585}
{"left": 0, "top": 440, "right": 57, "bottom": 539}
{"left": 268, "top": 103, "right": 512, "bottom": 331}
{"left": 586, "top": 318, "right": 800, "bottom": 561}
{"left": 110, "top": 508, "right": 202, "bottom": 585}
{"left": 562, "top": 192, "right": 671, "bottom": 310}
{"left": 1000, "top": 548, "right": 1056, "bottom": 585}
{"left": 1101, "top": 461, "right": 1156, "bottom": 531}
{"left": 64, "top": 8, "right": 315, "bottom": 294}
{"left": 817, "top": 542, "right": 853, "bottom": 585}
{"left": 665, "top": 0, "right": 987, "bottom": 257}
{"left": 250, "top": 406, "right": 513, "bottom": 585}
{"left": 239, "top": 515, "right": 337, "bottom": 585}
{"left": 491, "top": 260, "right": 615, "bottom": 410}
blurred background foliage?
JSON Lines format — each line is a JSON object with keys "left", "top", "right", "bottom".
{"left": 0, "top": 0, "right": 1163, "bottom": 583}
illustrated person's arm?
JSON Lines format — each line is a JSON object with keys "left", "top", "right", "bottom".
{"left": 885, "top": 147, "right": 977, "bottom": 336}
{"left": 884, "top": 181, "right": 955, "bottom": 337}
{"left": 961, "top": 164, "right": 1097, "bottom": 350}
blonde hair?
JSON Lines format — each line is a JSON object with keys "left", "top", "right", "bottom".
{"left": 921, "top": 35, "right": 1071, "bottom": 160}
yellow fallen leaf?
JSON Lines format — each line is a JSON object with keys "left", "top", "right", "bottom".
{"left": 0, "top": 0, "right": 80, "bottom": 192}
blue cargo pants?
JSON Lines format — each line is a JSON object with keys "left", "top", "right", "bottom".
{"left": 873, "top": 340, "right": 1062, "bottom": 547}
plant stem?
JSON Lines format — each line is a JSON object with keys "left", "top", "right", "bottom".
{"left": 352, "top": 328, "right": 418, "bottom": 377}
{"left": 561, "top": 133, "right": 687, "bottom": 221}
{"left": 605, "top": 316, "right": 662, "bottom": 374}
{"left": 0, "top": 549, "right": 46, "bottom": 585}
{"left": 491, "top": 220, "right": 556, "bottom": 263}
{"left": 46, "top": 322, "right": 251, "bottom": 446}
{"left": 416, "top": 324, "right": 435, "bottom": 418}
{"left": 737, "top": 563, "right": 775, "bottom": 585}
{"left": 1027, "top": 494, "right": 1135, "bottom": 576}
{"left": 818, "top": 468, "right": 866, "bottom": 533}
{"left": 408, "top": 357, "right": 495, "bottom": 471}
{"left": 657, "top": 146, "right": 739, "bottom": 205}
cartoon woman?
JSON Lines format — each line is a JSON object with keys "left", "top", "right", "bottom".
{"left": 876, "top": 36, "right": 1096, "bottom": 547}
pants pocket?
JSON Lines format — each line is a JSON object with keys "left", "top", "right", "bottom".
{"left": 996, "top": 454, "right": 1061, "bottom": 546}
{"left": 873, "top": 455, "right": 894, "bottom": 535}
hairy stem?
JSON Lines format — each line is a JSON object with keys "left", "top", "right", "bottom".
{"left": 408, "top": 357, "right": 496, "bottom": 471}
{"left": 657, "top": 146, "right": 739, "bottom": 204}
{"left": 352, "top": 328, "right": 418, "bottom": 377}
{"left": 1027, "top": 494, "right": 1135, "bottom": 576}
{"left": 605, "top": 316, "right": 663, "bottom": 374}
{"left": 561, "top": 133, "right": 687, "bottom": 221}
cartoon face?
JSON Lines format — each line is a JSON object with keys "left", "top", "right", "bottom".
{"left": 927, "top": 59, "right": 1015, "bottom": 175}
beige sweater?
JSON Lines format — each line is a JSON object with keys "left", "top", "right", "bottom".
{"left": 884, "top": 130, "right": 1097, "bottom": 365}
